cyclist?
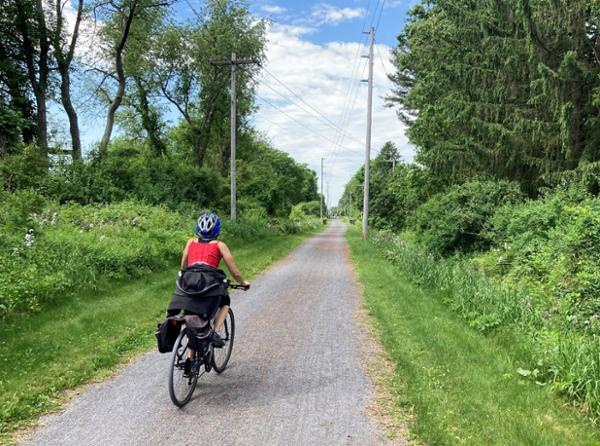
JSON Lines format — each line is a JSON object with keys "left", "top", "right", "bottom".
{"left": 168, "top": 212, "right": 250, "bottom": 348}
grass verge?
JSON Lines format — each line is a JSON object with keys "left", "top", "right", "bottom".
{"left": 0, "top": 230, "right": 316, "bottom": 445}
{"left": 346, "top": 226, "right": 600, "bottom": 446}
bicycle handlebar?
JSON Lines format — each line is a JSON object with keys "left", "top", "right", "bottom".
{"left": 227, "top": 283, "right": 250, "bottom": 290}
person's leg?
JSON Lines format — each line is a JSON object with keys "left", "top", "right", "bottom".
{"left": 214, "top": 305, "right": 230, "bottom": 332}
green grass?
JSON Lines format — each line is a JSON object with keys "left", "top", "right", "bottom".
{"left": 0, "top": 230, "right": 315, "bottom": 445}
{"left": 346, "top": 227, "right": 600, "bottom": 445}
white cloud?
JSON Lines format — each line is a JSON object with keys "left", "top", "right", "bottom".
{"left": 311, "top": 3, "right": 365, "bottom": 25}
{"left": 254, "top": 23, "right": 414, "bottom": 205}
{"left": 261, "top": 5, "right": 288, "bottom": 15}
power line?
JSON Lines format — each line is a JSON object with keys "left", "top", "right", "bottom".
{"left": 327, "top": 58, "right": 369, "bottom": 167}
{"left": 376, "top": 44, "right": 392, "bottom": 78}
{"left": 255, "top": 93, "right": 362, "bottom": 151}
{"left": 261, "top": 68, "right": 364, "bottom": 145}
{"left": 323, "top": 0, "right": 374, "bottom": 163}
{"left": 253, "top": 111, "right": 332, "bottom": 153}
{"left": 374, "top": 0, "right": 386, "bottom": 32}
{"left": 324, "top": 52, "right": 369, "bottom": 163}
{"left": 256, "top": 74, "right": 364, "bottom": 146}
{"left": 369, "top": 0, "right": 381, "bottom": 29}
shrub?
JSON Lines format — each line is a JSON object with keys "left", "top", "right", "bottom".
{"left": 408, "top": 179, "right": 523, "bottom": 255}
{"left": 45, "top": 151, "right": 223, "bottom": 209}
{"left": 373, "top": 232, "right": 535, "bottom": 333}
{"left": 0, "top": 145, "right": 48, "bottom": 192}
{"left": 0, "top": 200, "right": 190, "bottom": 317}
{"left": 482, "top": 193, "right": 600, "bottom": 334}
{"left": 289, "top": 200, "right": 321, "bottom": 221}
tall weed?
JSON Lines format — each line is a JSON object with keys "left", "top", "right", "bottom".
{"left": 372, "top": 230, "right": 600, "bottom": 419}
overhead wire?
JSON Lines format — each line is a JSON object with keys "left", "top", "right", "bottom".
{"left": 369, "top": 0, "right": 381, "bottom": 29}
{"left": 255, "top": 93, "right": 363, "bottom": 151}
{"left": 255, "top": 74, "right": 364, "bottom": 146}
{"left": 325, "top": 0, "right": 388, "bottom": 167}
{"left": 374, "top": 0, "right": 386, "bottom": 32}
{"left": 251, "top": 107, "right": 333, "bottom": 153}
{"left": 376, "top": 44, "right": 392, "bottom": 79}
{"left": 328, "top": 0, "right": 389, "bottom": 175}
{"left": 326, "top": 59, "right": 369, "bottom": 167}
{"left": 323, "top": 0, "right": 373, "bottom": 162}
{"left": 324, "top": 42, "right": 369, "bottom": 163}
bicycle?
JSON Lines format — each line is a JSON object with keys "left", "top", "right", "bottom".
{"left": 168, "top": 283, "right": 247, "bottom": 407}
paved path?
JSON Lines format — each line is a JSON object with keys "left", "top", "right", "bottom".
{"left": 22, "top": 221, "right": 393, "bottom": 446}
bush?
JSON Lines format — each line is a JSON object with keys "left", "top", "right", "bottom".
{"left": 0, "top": 200, "right": 190, "bottom": 317}
{"left": 0, "top": 145, "right": 48, "bottom": 192}
{"left": 45, "top": 150, "right": 223, "bottom": 209}
{"left": 371, "top": 229, "right": 600, "bottom": 418}
{"left": 289, "top": 200, "right": 321, "bottom": 221}
{"left": 409, "top": 180, "right": 523, "bottom": 255}
{"left": 481, "top": 192, "right": 600, "bottom": 334}
{"left": 373, "top": 232, "right": 535, "bottom": 333}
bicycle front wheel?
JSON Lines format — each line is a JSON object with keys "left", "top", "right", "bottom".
{"left": 212, "top": 308, "right": 235, "bottom": 373}
{"left": 168, "top": 329, "right": 198, "bottom": 407}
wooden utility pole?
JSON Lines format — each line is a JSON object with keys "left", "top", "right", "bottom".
{"left": 362, "top": 27, "right": 375, "bottom": 240}
{"left": 230, "top": 52, "right": 237, "bottom": 222}
{"left": 320, "top": 157, "right": 324, "bottom": 220}
{"left": 210, "top": 54, "right": 259, "bottom": 222}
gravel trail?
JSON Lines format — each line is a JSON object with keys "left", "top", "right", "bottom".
{"left": 21, "top": 221, "right": 396, "bottom": 446}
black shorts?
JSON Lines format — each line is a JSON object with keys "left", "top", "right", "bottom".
{"left": 220, "top": 294, "right": 231, "bottom": 307}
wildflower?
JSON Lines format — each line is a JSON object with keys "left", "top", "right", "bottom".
{"left": 23, "top": 229, "right": 35, "bottom": 248}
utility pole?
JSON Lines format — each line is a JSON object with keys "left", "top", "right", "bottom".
{"left": 209, "top": 53, "right": 259, "bottom": 222}
{"left": 230, "top": 53, "right": 237, "bottom": 222}
{"left": 320, "top": 157, "right": 324, "bottom": 220}
{"left": 362, "top": 27, "right": 375, "bottom": 240}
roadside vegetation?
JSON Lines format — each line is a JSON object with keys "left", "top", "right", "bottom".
{"left": 347, "top": 227, "right": 600, "bottom": 445}
{"left": 338, "top": 0, "right": 600, "bottom": 439}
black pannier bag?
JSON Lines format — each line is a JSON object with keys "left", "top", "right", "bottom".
{"left": 155, "top": 317, "right": 182, "bottom": 353}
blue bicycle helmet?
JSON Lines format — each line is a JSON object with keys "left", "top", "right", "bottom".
{"left": 196, "top": 212, "right": 221, "bottom": 240}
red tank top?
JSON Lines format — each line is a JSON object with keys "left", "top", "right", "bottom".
{"left": 187, "top": 241, "right": 222, "bottom": 268}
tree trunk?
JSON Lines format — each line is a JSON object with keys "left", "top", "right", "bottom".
{"left": 17, "top": 0, "right": 50, "bottom": 156}
{"left": 99, "top": 1, "right": 138, "bottom": 153}
{"left": 193, "top": 130, "right": 205, "bottom": 167}
{"left": 34, "top": 0, "right": 49, "bottom": 156}
{"left": 134, "top": 76, "right": 165, "bottom": 156}
{"left": 34, "top": 91, "right": 48, "bottom": 154}
{"left": 54, "top": 0, "right": 83, "bottom": 160}
{"left": 59, "top": 66, "right": 82, "bottom": 160}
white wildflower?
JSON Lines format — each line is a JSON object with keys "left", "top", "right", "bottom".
{"left": 23, "top": 229, "right": 35, "bottom": 248}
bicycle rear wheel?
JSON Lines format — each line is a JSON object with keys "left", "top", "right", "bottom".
{"left": 212, "top": 308, "right": 235, "bottom": 373}
{"left": 168, "top": 329, "right": 198, "bottom": 407}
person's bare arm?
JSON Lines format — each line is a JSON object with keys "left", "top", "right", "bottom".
{"left": 218, "top": 241, "right": 250, "bottom": 287}
{"left": 180, "top": 239, "right": 193, "bottom": 269}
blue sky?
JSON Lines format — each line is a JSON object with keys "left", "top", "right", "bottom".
{"left": 240, "top": 0, "right": 416, "bottom": 205}
{"left": 62, "top": 0, "right": 416, "bottom": 206}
